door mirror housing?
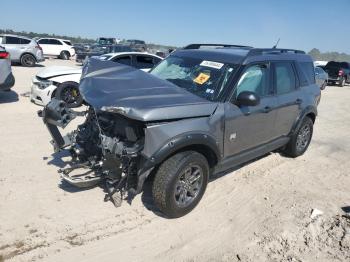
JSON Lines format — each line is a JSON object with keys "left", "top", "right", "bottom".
{"left": 236, "top": 91, "right": 260, "bottom": 107}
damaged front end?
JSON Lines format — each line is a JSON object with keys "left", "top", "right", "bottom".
{"left": 39, "top": 98, "right": 148, "bottom": 207}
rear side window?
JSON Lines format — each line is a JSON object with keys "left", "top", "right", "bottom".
{"left": 274, "top": 62, "right": 296, "bottom": 94}
{"left": 135, "top": 55, "right": 155, "bottom": 69}
{"left": 63, "top": 41, "right": 72, "bottom": 46}
{"left": 20, "top": 38, "right": 30, "bottom": 44}
{"left": 299, "top": 62, "right": 315, "bottom": 85}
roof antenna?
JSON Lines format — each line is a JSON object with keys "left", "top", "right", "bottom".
{"left": 273, "top": 38, "right": 280, "bottom": 49}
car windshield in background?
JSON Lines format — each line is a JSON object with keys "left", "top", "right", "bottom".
{"left": 150, "top": 55, "right": 236, "bottom": 101}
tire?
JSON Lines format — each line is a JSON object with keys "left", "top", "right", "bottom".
{"left": 54, "top": 81, "right": 83, "bottom": 108}
{"left": 152, "top": 151, "right": 209, "bottom": 218}
{"left": 320, "top": 81, "right": 327, "bottom": 90}
{"left": 339, "top": 77, "right": 345, "bottom": 87}
{"left": 60, "top": 51, "right": 70, "bottom": 60}
{"left": 283, "top": 117, "right": 313, "bottom": 158}
{"left": 20, "top": 54, "right": 36, "bottom": 67}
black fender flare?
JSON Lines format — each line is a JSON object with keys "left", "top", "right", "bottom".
{"left": 290, "top": 106, "right": 317, "bottom": 136}
{"left": 134, "top": 132, "right": 220, "bottom": 193}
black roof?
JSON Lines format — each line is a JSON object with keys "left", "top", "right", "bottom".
{"left": 173, "top": 45, "right": 312, "bottom": 64}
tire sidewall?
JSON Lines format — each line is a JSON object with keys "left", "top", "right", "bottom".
{"left": 60, "top": 51, "right": 69, "bottom": 60}
{"left": 164, "top": 152, "right": 209, "bottom": 217}
{"left": 21, "top": 54, "right": 35, "bottom": 67}
{"left": 293, "top": 117, "right": 313, "bottom": 156}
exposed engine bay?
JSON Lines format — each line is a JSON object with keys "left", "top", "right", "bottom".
{"left": 39, "top": 99, "right": 147, "bottom": 207}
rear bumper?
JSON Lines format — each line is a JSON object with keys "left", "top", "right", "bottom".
{"left": 0, "top": 72, "right": 15, "bottom": 91}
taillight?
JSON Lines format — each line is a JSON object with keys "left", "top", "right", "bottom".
{"left": 0, "top": 52, "right": 9, "bottom": 59}
{"left": 338, "top": 70, "right": 344, "bottom": 76}
{"left": 35, "top": 45, "right": 43, "bottom": 51}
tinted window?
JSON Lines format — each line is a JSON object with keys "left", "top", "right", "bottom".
{"left": 274, "top": 62, "right": 296, "bottom": 94}
{"left": 5, "top": 36, "right": 21, "bottom": 44}
{"left": 49, "top": 39, "right": 62, "bottom": 45}
{"left": 63, "top": 41, "right": 72, "bottom": 46}
{"left": 236, "top": 64, "right": 269, "bottom": 97}
{"left": 38, "top": 39, "right": 49, "bottom": 44}
{"left": 113, "top": 55, "right": 132, "bottom": 66}
{"left": 153, "top": 57, "right": 162, "bottom": 64}
{"left": 20, "top": 38, "right": 30, "bottom": 44}
{"left": 300, "top": 62, "right": 315, "bottom": 84}
{"left": 135, "top": 55, "right": 155, "bottom": 69}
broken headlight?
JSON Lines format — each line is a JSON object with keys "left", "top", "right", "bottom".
{"left": 36, "top": 78, "right": 53, "bottom": 89}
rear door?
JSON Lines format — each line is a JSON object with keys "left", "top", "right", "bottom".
{"left": 49, "top": 39, "right": 63, "bottom": 55}
{"left": 273, "top": 61, "right": 303, "bottom": 137}
{"left": 224, "top": 62, "right": 278, "bottom": 156}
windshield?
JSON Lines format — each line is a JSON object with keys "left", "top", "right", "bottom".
{"left": 150, "top": 55, "right": 236, "bottom": 101}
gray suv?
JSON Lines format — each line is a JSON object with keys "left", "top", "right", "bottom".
{"left": 40, "top": 44, "right": 321, "bottom": 218}
{"left": 0, "top": 46, "right": 15, "bottom": 91}
{"left": 0, "top": 34, "right": 44, "bottom": 67}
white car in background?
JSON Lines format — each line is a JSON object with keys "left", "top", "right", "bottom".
{"left": 30, "top": 52, "right": 163, "bottom": 107}
{"left": 37, "top": 38, "right": 75, "bottom": 60}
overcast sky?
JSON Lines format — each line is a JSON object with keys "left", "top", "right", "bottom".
{"left": 1, "top": 0, "right": 349, "bottom": 53}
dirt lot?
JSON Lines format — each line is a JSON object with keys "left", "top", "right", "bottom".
{"left": 0, "top": 59, "right": 349, "bottom": 262}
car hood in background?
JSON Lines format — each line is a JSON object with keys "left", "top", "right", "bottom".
{"left": 36, "top": 66, "right": 82, "bottom": 79}
{"left": 79, "top": 58, "right": 218, "bottom": 122}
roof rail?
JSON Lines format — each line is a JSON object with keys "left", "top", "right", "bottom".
{"left": 183, "top": 43, "right": 252, "bottom": 50}
{"left": 247, "top": 48, "right": 305, "bottom": 56}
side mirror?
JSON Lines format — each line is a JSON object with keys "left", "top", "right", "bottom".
{"left": 236, "top": 91, "right": 260, "bottom": 107}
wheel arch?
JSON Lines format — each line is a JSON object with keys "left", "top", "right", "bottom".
{"left": 290, "top": 106, "right": 317, "bottom": 136}
{"left": 20, "top": 52, "right": 37, "bottom": 62}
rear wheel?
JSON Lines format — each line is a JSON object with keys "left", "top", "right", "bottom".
{"left": 283, "top": 117, "right": 313, "bottom": 158}
{"left": 54, "top": 81, "right": 83, "bottom": 108}
{"left": 152, "top": 151, "right": 209, "bottom": 218}
{"left": 60, "top": 51, "right": 70, "bottom": 60}
{"left": 339, "top": 77, "right": 345, "bottom": 87}
{"left": 20, "top": 54, "right": 36, "bottom": 67}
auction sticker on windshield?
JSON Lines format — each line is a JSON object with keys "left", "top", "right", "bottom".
{"left": 200, "top": 60, "right": 224, "bottom": 69}
{"left": 194, "top": 73, "right": 210, "bottom": 85}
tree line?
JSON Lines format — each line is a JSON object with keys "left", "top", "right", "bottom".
{"left": 308, "top": 48, "right": 350, "bottom": 62}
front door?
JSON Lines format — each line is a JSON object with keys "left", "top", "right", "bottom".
{"left": 224, "top": 62, "right": 278, "bottom": 157}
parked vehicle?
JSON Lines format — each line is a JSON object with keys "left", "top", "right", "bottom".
{"left": 315, "top": 66, "right": 328, "bottom": 90}
{"left": 324, "top": 61, "right": 350, "bottom": 87}
{"left": 126, "top": 39, "right": 147, "bottom": 52}
{"left": 37, "top": 38, "right": 76, "bottom": 60}
{"left": 76, "top": 45, "right": 133, "bottom": 63}
{"left": 39, "top": 44, "right": 320, "bottom": 218}
{"left": 0, "top": 34, "right": 44, "bottom": 67}
{"left": 97, "top": 37, "right": 116, "bottom": 45}
{"left": 31, "top": 52, "right": 163, "bottom": 107}
{"left": 0, "top": 46, "right": 15, "bottom": 91}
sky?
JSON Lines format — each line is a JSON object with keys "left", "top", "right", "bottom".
{"left": 1, "top": 0, "right": 350, "bottom": 53}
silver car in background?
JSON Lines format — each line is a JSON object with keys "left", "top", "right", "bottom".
{"left": 0, "top": 46, "right": 15, "bottom": 91}
{"left": 0, "top": 34, "right": 44, "bottom": 67}
{"left": 315, "top": 66, "right": 328, "bottom": 90}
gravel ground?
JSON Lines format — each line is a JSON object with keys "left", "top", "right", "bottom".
{"left": 0, "top": 59, "right": 349, "bottom": 262}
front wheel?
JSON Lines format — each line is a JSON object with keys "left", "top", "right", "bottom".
{"left": 54, "top": 81, "right": 83, "bottom": 108}
{"left": 152, "top": 151, "right": 209, "bottom": 218}
{"left": 283, "top": 117, "right": 313, "bottom": 158}
{"left": 320, "top": 81, "right": 327, "bottom": 90}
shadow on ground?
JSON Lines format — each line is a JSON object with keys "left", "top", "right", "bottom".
{"left": 0, "top": 90, "right": 19, "bottom": 103}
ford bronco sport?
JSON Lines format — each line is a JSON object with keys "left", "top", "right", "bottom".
{"left": 40, "top": 44, "right": 321, "bottom": 218}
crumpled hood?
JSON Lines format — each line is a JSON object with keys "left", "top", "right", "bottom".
{"left": 79, "top": 58, "right": 218, "bottom": 122}
{"left": 36, "top": 66, "right": 82, "bottom": 79}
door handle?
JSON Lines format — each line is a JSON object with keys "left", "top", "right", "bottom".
{"left": 295, "top": 98, "right": 302, "bottom": 105}
{"left": 263, "top": 106, "right": 272, "bottom": 113}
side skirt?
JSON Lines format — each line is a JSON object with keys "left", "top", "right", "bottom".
{"left": 214, "top": 136, "right": 289, "bottom": 174}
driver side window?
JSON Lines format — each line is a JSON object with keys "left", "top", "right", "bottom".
{"left": 236, "top": 64, "right": 269, "bottom": 97}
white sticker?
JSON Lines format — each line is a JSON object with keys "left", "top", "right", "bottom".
{"left": 200, "top": 60, "right": 224, "bottom": 69}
